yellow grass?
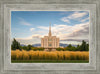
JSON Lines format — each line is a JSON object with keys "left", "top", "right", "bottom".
{"left": 11, "top": 50, "right": 89, "bottom": 61}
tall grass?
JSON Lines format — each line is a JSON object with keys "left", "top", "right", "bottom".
{"left": 11, "top": 50, "right": 89, "bottom": 61}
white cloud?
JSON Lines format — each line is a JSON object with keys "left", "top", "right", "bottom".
{"left": 30, "top": 28, "right": 35, "bottom": 31}
{"left": 16, "top": 38, "right": 41, "bottom": 45}
{"left": 15, "top": 34, "right": 42, "bottom": 45}
{"left": 61, "top": 17, "right": 70, "bottom": 23}
{"left": 38, "top": 26, "right": 48, "bottom": 30}
{"left": 81, "top": 17, "right": 89, "bottom": 22}
{"left": 58, "top": 22, "right": 89, "bottom": 40}
{"left": 61, "top": 11, "right": 88, "bottom": 23}
{"left": 68, "top": 11, "right": 88, "bottom": 19}
{"left": 32, "top": 34, "right": 42, "bottom": 38}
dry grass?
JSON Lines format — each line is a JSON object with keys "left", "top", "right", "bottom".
{"left": 11, "top": 50, "right": 89, "bottom": 61}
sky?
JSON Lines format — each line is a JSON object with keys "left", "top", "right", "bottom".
{"left": 11, "top": 11, "right": 89, "bottom": 45}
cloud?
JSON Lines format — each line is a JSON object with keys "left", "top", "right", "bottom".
{"left": 37, "top": 22, "right": 89, "bottom": 41}
{"left": 67, "top": 26, "right": 89, "bottom": 37}
{"left": 30, "top": 28, "right": 35, "bottom": 31}
{"left": 16, "top": 38, "right": 41, "bottom": 45}
{"left": 15, "top": 34, "right": 42, "bottom": 45}
{"left": 67, "top": 11, "right": 88, "bottom": 19}
{"left": 58, "top": 22, "right": 89, "bottom": 42}
{"left": 61, "top": 11, "right": 89, "bottom": 23}
{"left": 61, "top": 17, "right": 70, "bottom": 23}
{"left": 18, "top": 17, "right": 32, "bottom": 26}
{"left": 38, "top": 26, "right": 48, "bottom": 30}
{"left": 81, "top": 17, "right": 89, "bottom": 22}
{"left": 16, "top": 34, "right": 42, "bottom": 40}
{"left": 32, "top": 34, "right": 42, "bottom": 38}
{"left": 66, "top": 22, "right": 89, "bottom": 37}
{"left": 60, "top": 39, "right": 89, "bottom": 42}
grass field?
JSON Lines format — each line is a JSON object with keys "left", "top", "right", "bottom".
{"left": 11, "top": 50, "right": 89, "bottom": 63}
{"left": 11, "top": 60, "right": 89, "bottom": 63}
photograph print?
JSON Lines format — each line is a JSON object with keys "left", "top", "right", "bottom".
{"left": 11, "top": 11, "right": 89, "bottom": 63}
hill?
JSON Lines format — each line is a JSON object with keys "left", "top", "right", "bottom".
{"left": 21, "top": 43, "right": 77, "bottom": 47}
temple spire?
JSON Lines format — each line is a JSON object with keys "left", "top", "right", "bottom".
{"left": 49, "top": 22, "right": 52, "bottom": 36}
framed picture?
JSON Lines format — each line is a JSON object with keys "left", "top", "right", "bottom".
{"left": 11, "top": 10, "right": 89, "bottom": 63}
{"left": 0, "top": 0, "right": 100, "bottom": 74}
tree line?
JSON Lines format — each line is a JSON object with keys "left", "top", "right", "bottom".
{"left": 11, "top": 38, "right": 44, "bottom": 51}
{"left": 56, "top": 40, "right": 89, "bottom": 51}
{"left": 11, "top": 38, "right": 89, "bottom": 51}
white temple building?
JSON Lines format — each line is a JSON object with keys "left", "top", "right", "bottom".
{"left": 41, "top": 24, "right": 59, "bottom": 51}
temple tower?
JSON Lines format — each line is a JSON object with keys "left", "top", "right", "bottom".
{"left": 41, "top": 23, "right": 59, "bottom": 51}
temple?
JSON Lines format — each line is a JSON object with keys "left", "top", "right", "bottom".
{"left": 41, "top": 23, "right": 59, "bottom": 51}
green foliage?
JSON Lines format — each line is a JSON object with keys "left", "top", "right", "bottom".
{"left": 11, "top": 38, "right": 89, "bottom": 51}
{"left": 64, "top": 46, "right": 77, "bottom": 51}
{"left": 22, "top": 46, "right": 28, "bottom": 51}
{"left": 79, "top": 40, "right": 89, "bottom": 51}
{"left": 67, "top": 44, "right": 72, "bottom": 48}
{"left": 56, "top": 48, "right": 64, "bottom": 51}
{"left": 27, "top": 45, "right": 32, "bottom": 51}
{"left": 31, "top": 47, "right": 44, "bottom": 51}
{"left": 37, "top": 47, "right": 44, "bottom": 51}
{"left": 62, "top": 40, "right": 89, "bottom": 51}
{"left": 11, "top": 38, "right": 21, "bottom": 50}
{"left": 21, "top": 45, "right": 44, "bottom": 51}
{"left": 86, "top": 44, "right": 89, "bottom": 51}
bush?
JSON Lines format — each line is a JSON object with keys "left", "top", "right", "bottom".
{"left": 56, "top": 48, "right": 64, "bottom": 51}
{"left": 31, "top": 47, "right": 44, "bottom": 51}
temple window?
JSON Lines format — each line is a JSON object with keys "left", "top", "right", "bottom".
{"left": 49, "top": 39, "right": 52, "bottom": 41}
{"left": 49, "top": 44, "right": 52, "bottom": 46}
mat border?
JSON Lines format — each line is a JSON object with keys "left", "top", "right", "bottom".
{"left": 0, "top": 0, "right": 100, "bottom": 74}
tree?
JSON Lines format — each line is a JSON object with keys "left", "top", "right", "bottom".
{"left": 76, "top": 44, "right": 80, "bottom": 51}
{"left": 67, "top": 44, "right": 72, "bottom": 48}
{"left": 27, "top": 45, "right": 32, "bottom": 51}
{"left": 38, "top": 47, "right": 44, "bottom": 51}
{"left": 64, "top": 41, "right": 89, "bottom": 51}
{"left": 11, "top": 38, "right": 21, "bottom": 50}
{"left": 80, "top": 40, "right": 89, "bottom": 51}
{"left": 86, "top": 44, "right": 89, "bottom": 51}
{"left": 56, "top": 48, "right": 64, "bottom": 51}
{"left": 22, "top": 46, "right": 28, "bottom": 51}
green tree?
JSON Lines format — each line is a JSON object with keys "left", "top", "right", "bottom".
{"left": 86, "top": 44, "right": 89, "bottom": 51}
{"left": 80, "top": 40, "right": 89, "bottom": 51}
{"left": 64, "top": 47, "right": 70, "bottom": 51}
{"left": 67, "top": 44, "right": 72, "bottom": 48}
{"left": 38, "top": 47, "right": 44, "bottom": 51}
{"left": 64, "top": 40, "right": 89, "bottom": 51}
{"left": 56, "top": 48, "right": 64, "bottom": 51}
{"left": 22, "top": 46, "right": 28, "bottom": 51}
{"left": 27, "top": 45, "right": 32, "bottom": 51}
{"left": 70, "top": 47, "right": 77, "bottom": 51}
{"left": 65, "top": 44, "right": 76, "bottom": 51}
{"left": 76, "top": 44, "right": 80, "bottom": 51}
{"left": 11, "top": 38, "right": 21, "bottom": 50}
